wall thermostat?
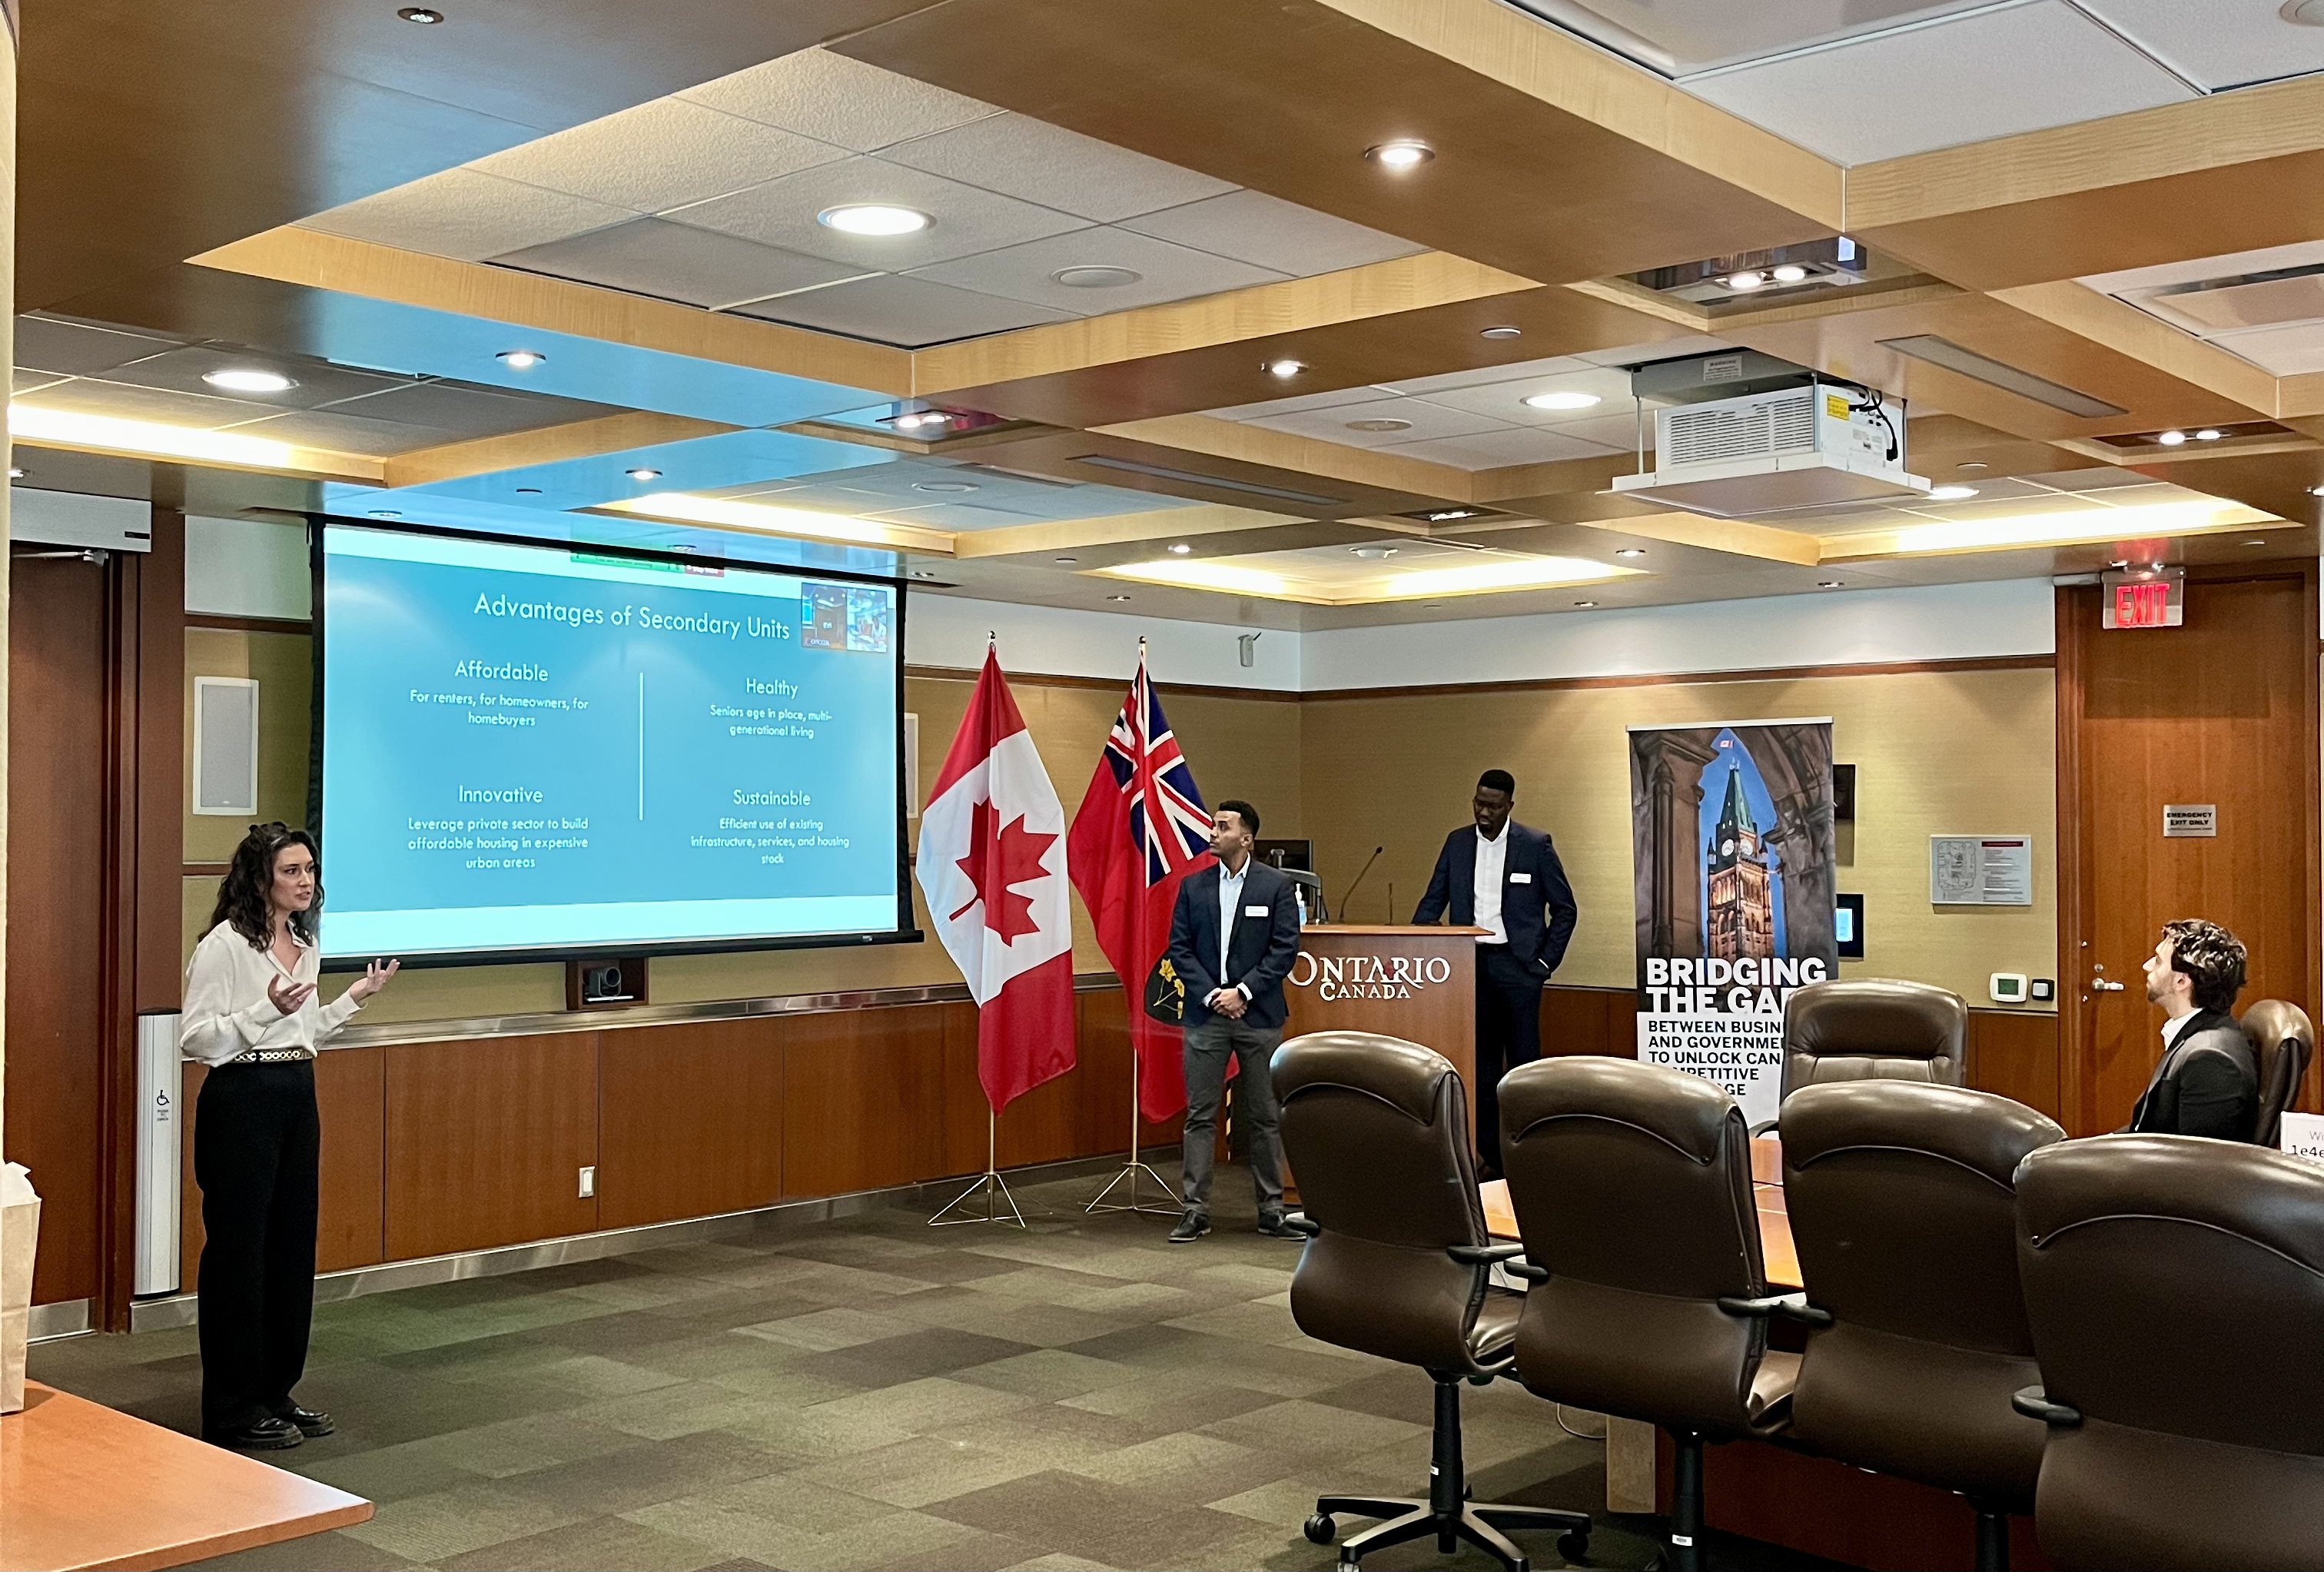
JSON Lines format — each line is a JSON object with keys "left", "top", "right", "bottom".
{"left": 2030, "top": 978, "right": 2055, "bottom": 1003}
{"left": 1989, "top": 972, "right": 2030, "bottom": 1005}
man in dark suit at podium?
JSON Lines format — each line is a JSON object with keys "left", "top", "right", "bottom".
{"left": 1165, "top": 798, "right": 1303, "bottom": 1243}
{"left": 1414, "top": 769, "right": 1578, "bottom": 1177}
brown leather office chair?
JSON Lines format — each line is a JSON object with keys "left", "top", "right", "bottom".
{"left": 1781, "top": 979, "right": 1967, "bottom": 1100}
{"left": 2241, "top": 999, "right": 2314, "bottom": 1148}
{"left": 1274, "top": 1032, "right": 1591, "bottom": 1572}
{"left": 1497, "top": 1056, "right": 1799, "bottom": 1572}
{"left": 1779, "top": 1081, "right": 2065, "bottom": 1572}
{"left": 2012, "top": 1135, "right": 2324, "bottom": 1570}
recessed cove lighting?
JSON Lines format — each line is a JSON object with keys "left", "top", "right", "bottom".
{"left": 496, "top": 349, "right": 545, "bottom": 370}
{"left": 1480, "top": 326, "right": 1522, "bottom": 341}
{"left": 1522, "top": 391, "right": 1602, "bottom": 410}
{"left": 1052, "top": 266, "right": 1142, "bottom": 288}
{"left": 1614, "top": 548, "right": 1645, "bottom": 559}
{"left": 626, "top": 467, "right": 662, "bottom": 481}
{"left": 1724, "top": 270, "right": 1767, "bottom": 291}
{"left": 1365, "top": 140, "right": 1434, "bottom": 171}
{"left": 1770, "top": 264, "right": 1809, "bottom": 284}
{"left": 1167, "top": 543, "right": 1193, "bottom": 555}
{"left": 203, "top": 367, "right": 296, "bottom": 394}
{"left": 818, "top": 204, "right": 931, "bottom": 237}
{"left": 1346, "top": 418, "right": 1413, "bottom": 433}
{"left": 1927, "top": 484, "right": 1980, "bottom": 500}
{"left": 2157, "top": 430, "right": 2188, "bottom": 446}
{"left": 397, "top": 6, "right": 444, "bottom": 21}
{"left": 1263, "top": 357, "right": 1306, "bottom": 379}
{"left": 2195, "top": 428, "right": 2223, "bottom": 441}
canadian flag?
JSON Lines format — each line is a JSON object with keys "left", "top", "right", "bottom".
{"left": 917, "top": 647, "right": 1076, "bottom": 1112}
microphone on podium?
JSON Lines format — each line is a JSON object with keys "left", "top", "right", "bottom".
{"left": 1341, "top": 846, "right": 1384, "bottom": 921}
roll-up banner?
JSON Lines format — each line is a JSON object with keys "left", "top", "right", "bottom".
{"left": 1628, "top": 717, "right": 1838, "bottom": 1130}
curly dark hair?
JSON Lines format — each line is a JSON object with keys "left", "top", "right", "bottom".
{"left": 2163, "top": 918, "right": 2247, "bottom": 1014}
{"left": 211, "top": 822, "right": 323, "bottom": 949}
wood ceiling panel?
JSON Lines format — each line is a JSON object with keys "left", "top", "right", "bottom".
{"left": 835, "top": 0, "right": 1835, "bottom": 289}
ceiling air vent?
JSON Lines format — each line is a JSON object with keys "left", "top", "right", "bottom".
{"left": 1877, "top": 336, "right": 2126, "bottom": 419}
{"left": 2144, "top": 264, "right": 2324, "bottom": 333}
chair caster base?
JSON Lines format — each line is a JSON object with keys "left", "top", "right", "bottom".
{"left": 1557, "top": 1527, "right": 1591, "bottom": 1563}
{"left": 1305, "top": 1514, "right": 1336, "bottom": 1545}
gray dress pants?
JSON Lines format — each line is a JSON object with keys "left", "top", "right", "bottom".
{"left": 1178, "top": 1015, "right": 1285, "bottom": 1215}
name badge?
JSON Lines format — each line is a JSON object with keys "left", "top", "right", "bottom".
{"left": 1244, "top": 904, "right": 1270, "bottom": 917}
{"left": 1509, "top": 872, "right": 1533, "bottom": 884}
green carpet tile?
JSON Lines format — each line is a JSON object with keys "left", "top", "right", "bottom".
{"left": 32, "top": 1168, "right": 1854, "bottom": 1572}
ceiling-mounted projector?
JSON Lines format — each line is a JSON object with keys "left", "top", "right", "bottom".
{"left": 1606, "top": 355, "right": 1928, "bottom": 518}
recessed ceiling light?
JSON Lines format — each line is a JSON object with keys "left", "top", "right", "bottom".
{"left": 2311, "top": 485, "right": 2324, "bottom": 497}
{"left": 368, "top": 509, "right": 402, "bottom": 519}
{"left": 1346, "top": 417, "right": 1413, "bottom": 433}
{"left": 1957, "top": 460, "right": 1988, "bottom": 472}
{"left": 1614, "top": 548, "right": 1645, "bottom": 558}
{"left": 912, "top": 480, "right": 977, "bottom": 493}
{"left": 2246, "top": 537, "right": 2269, "bottom": 546}
{"left": 626, "top": 467, "right": 662, "bottom": 481}
{"left": 1054, "top": 555, "right": 1078, "bottom": 564}
{"left": 818, "top": 204, "right": 931, "bottom": 237}
{"left": 894, "top": 410, "right": 953, "bottom": 430}
{"left": 1481, "top": 326, "right": 1522, "bottom": 341}
{"left": 397, "top": 6, "right": 443, "bottom": 21}
{"left": 1167, "top": 543, "right": 1193, "bottom": 555}
{"left": 2195, "top": 428, "right": 2223, "bottom": 440}
{"left": 496, "top": 349, "right": 545, "bottom": 370}
{"left": 6, "top": 467, "right": 22, "bottom": 480}
{"left": 1818, "top": 580, "right": 1846, "bottom": 588}
{"left": 203, "top": 367, "right": 297, "bottom": 394}
{"left": 2283, "top": 0, "right": 2324, "bottom": 25}
{"left": 1522, "top": 391, "right": 1602, "bottom": 410}
{"left": 1365, "top": 140, "right": 1434, "bottom": 171}
{"left": 1106, "top": 593, "right": 1132, "bottom": 601}
{"left": 1572, "top": 600, "right": 1597, "bottom": 608}
{"left": 1263, "top": 357, "right": 1306, "bottom": 379}
{"left": 1350, "top": 544, "right": 1398, "bottom": 560}
{"left": 1770, "top": 264, "right": 1809, "bottom": 284}
{"left": 1927, "top": 484, "right": 1980, "bottom": 500}
{"left": 515, "top": 486, "right": 542, "bottom": 495}
{"left": 2156, "top": 430, "right": 2187, "bottom": 446}
{"left": 1051, "top": 266, "right": 1142, "bottom": 288}
{"left": 911, "top": 569, "right": 938, "bottom": 579}
{"left": 1724, "top": 270, "right": 1767, "bottom": 291}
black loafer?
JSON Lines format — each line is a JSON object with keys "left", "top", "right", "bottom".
{"left": 1257, "top": 1211, "right": 1300, "bottom": 1238}
{"left": 280, "top": 1404, "right": 334, "bottom": 1438}
{"left": 1167, "top": 1208, "right": 1211, "bottom": 1244}
{"left": 208, "top": 1416, "right": 303, "bottom": 1451}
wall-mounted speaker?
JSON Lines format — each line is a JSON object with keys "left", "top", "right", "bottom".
{"left": 192, "top": 676, "right": 260, "bottom": 816}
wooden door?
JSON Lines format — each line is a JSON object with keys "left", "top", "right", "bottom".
{"left": 7, "top": 548, "right": 121, "bottom": 1304}
{"left": 2058, "top": 567, "right": 2322, "bottom": 1136}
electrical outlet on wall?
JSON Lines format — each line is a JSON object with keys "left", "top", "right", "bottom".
{"left": 578, "top": 1165, "right": 596, "bottom": 1198}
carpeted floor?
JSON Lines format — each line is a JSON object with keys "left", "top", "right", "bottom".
{"left": 32, "top": 1166, "right": 1848, "bottom": 1572}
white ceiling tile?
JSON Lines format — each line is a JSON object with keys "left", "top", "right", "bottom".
{"left": 1549, "top": 411, "right": 1652, "bottom": 451}
{"left": 1119, "top": 189, "right": 1425, "bottom": 276}
{"left": 1380, "top": 428, "right": 1627, "bottom": 470}
{"left": 471, "top": 98, "right": 848, "bottom": 213}
{"left": 1206, "top": 385, "right": 1394, "bottom": 420}
{"left": 1246, "top": 396, "right": 1513, "bottom": 448}
{"left": 14, "top": 317, "right": 181, "bottom": 376}
{"left": 1373, "top": 355, "right": 1595, "bottom": 396}
{"left": 1573, "top": 334, "right": 1738, "bottom": 367}
{"left": 678, "top": 48, "right": 998, "bottom": 153}
{"left": 1513, "top": 0, "right": 1998, "bottom": 75}
{"left": 493, "top": 219, "right": 868, "bottom": 310}
{"left": 1409, "top": 365, "right": 1636, "bottom": 427}
{"left": 300, "top": 169, "right": 638, "bottom": 262}
{"left": 911, "top": 227, "right": 1285, "bottom": 314}
{"left": 2078, "top": 0, "right": 2324, "bottom": 91}
{"left": 883, "top": 112, "right": 1238, "bottom": 222}
{"left": 2203, "top": 321, "right": 2324, "bottom": 376}
{"left": 1682, "top": 2, "right": 2195, "bottom": 164}
{"left": 668, "top": 158, "right": 1090, "bottom": 270}
{"left": 731, "top": 274, "right": 1071, "bottom": 347}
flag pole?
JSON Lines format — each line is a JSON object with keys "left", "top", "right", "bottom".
{"left": 930, "top": 1108, "right": 1027, "bottom": 1228}
{"left": 1088, "top": 636, "right": 1176, "bottom": 1215}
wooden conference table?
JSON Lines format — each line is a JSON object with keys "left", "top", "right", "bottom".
{"left": 1478, "top": 1133, "right": 1799, "bottom": 1288}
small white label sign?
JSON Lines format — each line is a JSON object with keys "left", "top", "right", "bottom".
{"left": 2282, "top": 1112, "right": 2324, "bottom": 1166}
{"left": 2163, "top": 803, "right": 2216, "bottom": 838}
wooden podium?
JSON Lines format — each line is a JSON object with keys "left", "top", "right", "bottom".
{"left": 1280, "top": 924, "right": 1487, "bottom": 1148}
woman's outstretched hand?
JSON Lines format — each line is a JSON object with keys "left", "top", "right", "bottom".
{"left": 266, "top": 975, "right": 314, "bottom": 1017}
{"left": 349, "top": 959, "right": 401, "bottom": 1002}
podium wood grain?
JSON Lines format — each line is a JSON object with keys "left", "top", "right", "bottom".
{"left": 1283, "top": 926, "right": 1486, "bottom": 1148}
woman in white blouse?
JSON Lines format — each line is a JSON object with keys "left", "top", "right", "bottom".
{"left": 182, "top": 822, "right": 398, "bottom": 1450}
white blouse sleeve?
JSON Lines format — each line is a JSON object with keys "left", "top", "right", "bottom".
{"left": 315, "top": 985, "right": 364, "bottom": 1042}
{"left": 178, "top": 929, "right": 284, "bottom": 1066}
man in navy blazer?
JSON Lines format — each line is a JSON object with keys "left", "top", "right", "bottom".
{"left": 1164, "top": 798, "right": 1303, "bottom": 1243}
{"left": 1413, "top": 769, "right": 1579, "bottom": 1177}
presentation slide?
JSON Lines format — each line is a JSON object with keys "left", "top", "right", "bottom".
{"left": 317, "top": 524, "right": 908, "bottom": 960}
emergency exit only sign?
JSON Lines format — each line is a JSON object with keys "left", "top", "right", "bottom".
{"left": 2164, "top": 804, "right": 2217, "bottom": 837}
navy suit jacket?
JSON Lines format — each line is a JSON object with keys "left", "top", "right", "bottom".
{"left": 1411, "top": 821, "right": 1578, "bottom": 980}
{"left": 2127, "top": 1007, "right": 2259, "bottom": 1142}
{"left": 1166, "top": 859, "right": 1304, "bottom": 1029}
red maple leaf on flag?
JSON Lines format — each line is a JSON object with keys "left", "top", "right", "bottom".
{"left": 950, "top": 797, "right": 1058, "bottom": 944}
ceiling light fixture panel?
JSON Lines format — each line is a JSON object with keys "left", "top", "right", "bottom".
{"left": 818, "top": 204, "right": 932, "bottom": 236}
{"left": 204, "top": 367, "right": 297, "bottom": 394}
{"left": 1365, "top": 140, "right": 1434, "bottom": 170}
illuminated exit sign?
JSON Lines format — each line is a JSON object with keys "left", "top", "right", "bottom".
{"left": 2101, "top": 567, "right": 2185, "bottom": 630}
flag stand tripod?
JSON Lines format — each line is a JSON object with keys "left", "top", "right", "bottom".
{"left": 929, "top": 1109, "right": 1026, "bottom": 1228}
{"left": 1087, "top": 1060, "right": 1175, "bottom": 1215}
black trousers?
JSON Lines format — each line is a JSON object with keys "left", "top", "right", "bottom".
{"left": 1474, "top": 945, "right": 1545, "bottom": 1171}
{"left": 195, "top": 1059, "right": 320, "bottom": 1435}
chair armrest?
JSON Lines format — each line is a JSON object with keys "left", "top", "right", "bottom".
{"left": 1504, "top": 1259, "right": 1549, "bottom": 1283}
{"left": 1748, "top": 1118, "right": 1780, "bottom": 1138}
{"left": 1446, "top": 1242, "right": 1524, "bottom": 1266}
{"left": 1280, "top": 1212, "right": 1320, "bottom": 1237}
{"left": 1718, "top": 1292, "right": 1833, "bottom": 1327}
{"left": 2012, "top": 1387, "right": 2083, "bottom": 1427}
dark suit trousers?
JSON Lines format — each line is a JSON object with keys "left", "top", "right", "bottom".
{"left": 1475, "top": 944, "right": 1543, "bottom": 1170}
{"left": 196, "top": 1059, "right": 320, "bottom": 1434}
{"left": 1179, "top": 1015, "right": 1286, "bottom": 1215}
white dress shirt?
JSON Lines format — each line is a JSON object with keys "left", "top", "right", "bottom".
{"left": 1218, "top": 858, "right": 1249, "bottom": 992}
{"left": 1472, "top": 826, "right": 1509, "bottom": 945}
{"left": 179, "top": 921, "right": 365, "bottom": 1067}
{"left": 2160, "top": 1009, "right": 2200, "bottom": 1052}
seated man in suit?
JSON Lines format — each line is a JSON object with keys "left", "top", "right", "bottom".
{"left": 1164, "top": 798, "right": 1303, "bottom": 1243}
{"left": 2129, "top": 917, "right": 2259, "bottom": 1142}
{"left": 1413, "top": 769, "right": 1578, "bottom": 1178}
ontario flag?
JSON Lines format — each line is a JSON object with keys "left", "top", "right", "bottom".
{"left": 918, "top": 647, "right": 1075, "bottom": 1113}
{"left": 1067, "top": 646, "right": 1215, "bottom": 1122}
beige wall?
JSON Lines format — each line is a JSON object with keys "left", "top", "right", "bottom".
{"left": 1299, "top": 666, "right": 2058, "bottom": 1009}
